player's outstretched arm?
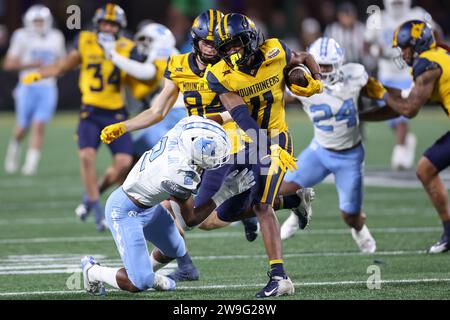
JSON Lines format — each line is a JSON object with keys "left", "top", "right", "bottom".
{"left": 170, "top": 169, "right": 256, "bottom": 229}
{"left": 109, "top": 51, "right": 156, "bottom": 81}
{"left": 385, "top": 68, "right": 441, "bottom": 118}
{"left": 359, "top": 106, "right": 401, "bottom": 122}
{"left": 22, "top": 50, "right": 81, "bottom": 84}
{"left": 100, "top": 79, "right": 179, "bottom": 144}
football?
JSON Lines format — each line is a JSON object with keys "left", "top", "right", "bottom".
{"left": 285, "top": 64, "right": 311, "bottom": 88}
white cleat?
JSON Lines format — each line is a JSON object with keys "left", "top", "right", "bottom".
{"left": 280, "top": 212, "right": 299, "bottom": 240}
{"left": 255, "top": 274, "right": 295, "bottom": 298}
{"left": 81, "top": 256, "right": 106, "bottom": 296}
{"left": 351, "top": 225, "right": 377, "bottom": 253}
{"left": 427, "top": 235, "right": 450, "bottom": 254}
{"left": 153, "top": 273, "right": 176, "bottom": 291}
{"left": 391, "top": 133, "right": 416, "bottom": 170}
{"left": 280, "top": 188, "right": 315, "bottom": 240}
{"left": 295, "top": 188, "right": 315, "bottom": 229}
{"left": 75, "top": 203, "right": 90, "bottom": 221}
{"left": 21, "top": 164, "right": 37, "bottom": 176}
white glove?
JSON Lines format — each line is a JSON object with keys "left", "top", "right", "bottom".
{"left": 212, "top": 168, "right": 256, "bottom": 207}
{"left": 97, "top": 32, "right": 116, "bottom": 59}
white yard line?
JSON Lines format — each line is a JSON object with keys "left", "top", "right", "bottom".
{"left": 1, "top": 278, "right": 449, "bottom": 297}
{"left": 0, "top": 226, "right": 442, "bottom": 244}
{"left": 0, "top": 250, "right": 426, "bottom": 275}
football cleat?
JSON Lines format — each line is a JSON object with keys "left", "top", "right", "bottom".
{"left": 167, "top": 263, "right": 199, "bottom": 282}
{"left": 81, "top": 256, "right": 106, "bottom": 296}
{"left": 243, "top": 217, "right": 258, "bottom": 242}
{"left": 280, "top": 212, "right": 299, "bottom": 240}
{"left": 75, "top": 194, "right": 91, "bottom": 221}
{"left": 153, "top": 273, "right": 176, "bottom": 291}
{"left": 427, "top": 235, "right": 450, "bottom": 254}
{"left": 75, "top": 203, "right": 90, "bottom": 221}
{"left": 96, "top": 219, "right": 108, "bottom": 232}
{"left": 294, "top": 188, "right": 315, "bottom": 229}
{"left": 351, "top": 225, "right": 376, "bottom": 253}
{"left": 255, "top": 272, "right": 295, "bottom": 298}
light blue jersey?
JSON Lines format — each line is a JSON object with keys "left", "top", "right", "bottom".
{"left": 286, "top": 63, "right": 368, "bottom": 214}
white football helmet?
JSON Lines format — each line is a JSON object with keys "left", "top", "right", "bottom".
{"left": 134, "top": 23, "right": 177, "bottom": 58}
{"left": 179, "top": 117, "right": 231, "bottom": 170}
{"left": 308, "top": 37, "right": 344, "bottom": 86}
{"left": 384, "top": 0, "right": 411, "bottom": 19}
{"left": 23, "top": 5, "right": 53, "bottom": 35}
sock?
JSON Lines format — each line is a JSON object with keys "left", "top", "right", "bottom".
{"left": 278, "top": 194, "right": 301, "bottom": 210}
{"left": 5, "top": 139, "right": 20, "bottom": 172}
{"left": 443, "top": 220, "right": 450, "bottom": 239}
{"left": 22, "top": 149, "right": 41, "bottom": 173}
{"left": 88, "top": 264, "right": 120, "bottom": 289}
{"left": 89, "top": 200, "right": 104, "bottom": 223}
{"left": 269, "top": 259, "right": 286, "bottom": 278}
{"left": 177, "top": 252, "right": 193, "bottom": 268}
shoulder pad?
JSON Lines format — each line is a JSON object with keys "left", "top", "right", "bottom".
{"left": 412, "top": 57, "right": 440, "bottom": 80}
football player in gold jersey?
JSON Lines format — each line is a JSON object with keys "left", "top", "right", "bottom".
{"left": 361, "top": 20, "right": 450, "bottom": 253}
{"left": 206, "top": 13, "right": 323, "bottom": 298}
{"left": 22, "top": 4, "right": 143, "bottom": 231}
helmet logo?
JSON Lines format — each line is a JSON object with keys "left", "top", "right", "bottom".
{"left": 411, "top": 22, "right": 424, "bottom": 40}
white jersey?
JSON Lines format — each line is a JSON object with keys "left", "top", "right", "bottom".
{"left": 294, "top": 63, "right": 368, "bottom": 150}
{"left": 7, "top": 28, "right": 66, "bottom": 86}
{"left": 365, "top": 6, "right": 432, "bottom": 82}
{"left": 123, "top": 117, "right": 202, "bottom": 207}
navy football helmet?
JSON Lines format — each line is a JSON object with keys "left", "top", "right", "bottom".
{"left": 191, "top": 9, "right": 223, "bottom": 65}
{"left": 393, "top": 20, "right": 435, "bottom": 54}
{"left": 93, "top": 3, "right": 127, "bottom": 29}
{"left": 214, "top": 13, "right": 263, "bottom": 68}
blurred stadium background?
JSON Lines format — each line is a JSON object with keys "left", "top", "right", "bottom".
{"left": 0, "top": 0, "right": 449, "bottom": 300}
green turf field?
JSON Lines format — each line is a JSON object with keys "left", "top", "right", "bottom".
{"left": 0, "top": 107, "right": 449, "bottom": 300}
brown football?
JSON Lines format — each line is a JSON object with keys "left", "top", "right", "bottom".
{"left": 285, "top": 64, "right": 311, "bottom": 87}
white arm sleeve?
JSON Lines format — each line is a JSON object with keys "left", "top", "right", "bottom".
{"left": 6, "top": 30, "right": 24, "bottom": 58}
{"left": 110, "top": 50, "right": 156, "bottom": 80}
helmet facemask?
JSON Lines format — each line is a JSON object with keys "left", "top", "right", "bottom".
{"left": 192, "top": 36, "right": 220, "bottom": 65}
{"left": 319, "top": 62, "right": 343, "bottom": 86}
{"left": 217, "top": 30, "right": 262, "bottom": 69}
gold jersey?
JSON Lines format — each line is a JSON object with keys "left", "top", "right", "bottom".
{"left": 206, "top": 38, "right": 291, "bottom": 136}
{"left": 164, "top": 52, "right": 247, "bottom": 153}
{"left": 414, "top": 47, "right": 450, "bottom": 116}
{"left": 76, "top": 31, "right": 141, "bottom": 110}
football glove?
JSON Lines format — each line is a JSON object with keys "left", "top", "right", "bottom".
{"left": 289, "top": 72, "right": 323, "bottom": 97}
{"left": 100, "top": 122, "right": 126, "bottom": 144}
{"left": 364, "top": 76, "right": 388, "bottom": 100}
{"left": 22, "top": 72, "right": 42, "bottom": 85}
{"left": 212, "top": 168, "right": 256, "bottom": 207}
{"left": 265, "top": 144, "right": 298, "bottom": 175}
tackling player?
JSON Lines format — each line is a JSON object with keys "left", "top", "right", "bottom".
{"left": 22, "top": 4, "right": 142, "bottom": 231}
{"left": 279, "top": 37, "right": 380, "bottom": 253}
{"left": 364, "top": 0, "right": 436, "bottom": 170}
{"left": 361, "top": 20, "right": 450, "bottom": 253}
{"left": 3, "top": 5, "right": 65, "bottom": 175}
{"left": 205, "top": 13, "right": 322, "bottom": 297}
{"left": 81, "top": 116, "right": 254, "bottom": 295}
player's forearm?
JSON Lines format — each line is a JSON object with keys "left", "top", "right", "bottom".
{"left": 190, "top": 201, "right": 217, "bottom": 227}
{"left": 385, "top": 95, "right": 420, "bottom": 118}
{"left": 124, "top": 108, "right": 164, "bottom": 132}
{"left": 110, "top": 51, "right": 156, "bottom": 80}
{"left": 3, "top": 59, "right": 40, "bottom": 71}
{"left": 359, "top": 107, "right": 400, "bottom": 122}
